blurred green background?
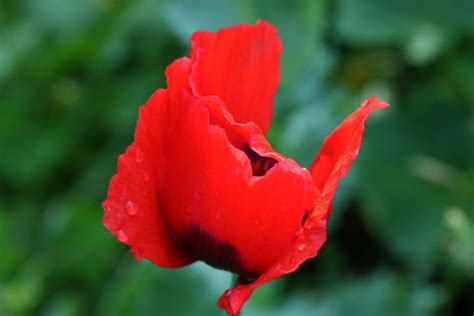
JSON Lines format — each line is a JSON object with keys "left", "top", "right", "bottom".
{"left": 1, "top": 0, "right": 473, "bottom": 315}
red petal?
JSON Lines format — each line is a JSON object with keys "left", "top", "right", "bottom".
{"left": 158, "top": 58, "right": 316, "bottom": 278}
{"left": 189, "top": 20, "right": 281, "bottom": 132}
{"left": 217, "top": 97, "right": 389, "bottom": 316}
{"left": 102, "top": 77, "right": 194, "bottom": 268}
{"left": 309, "top": 96, "right": 390, "bottom": 210}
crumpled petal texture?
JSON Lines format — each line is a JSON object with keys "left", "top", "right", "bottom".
{"left": 102, "top": 19, "right": 389, "bottom": 316}
{"left": 190, "top": 19, "right": 281, "bottom": 132}
{"left": 217, "top": 96, "right": 389, "bottom": 315}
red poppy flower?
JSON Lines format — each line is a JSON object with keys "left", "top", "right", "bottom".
{"left": 102, "top": 20, "right": 388, "bottom": 315}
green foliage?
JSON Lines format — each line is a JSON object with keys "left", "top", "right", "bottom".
{"left": 0, "top": 0, "right": 473, "bottom": 315}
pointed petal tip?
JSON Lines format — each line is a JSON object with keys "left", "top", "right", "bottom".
{"left": 217, "top": 289, "right": 244, "bottom": 316}
{"left": 362, "top": 96, "right": 390, "bottom": 110}
{"left": 217, "top": 294, "right": 233, "bottom": 316}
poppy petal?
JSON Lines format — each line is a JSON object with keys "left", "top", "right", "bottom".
{"left": 217, "top": 97, "right": 389, "bottom": 316}
{"left": 158, "top": 58, "right": 316, "bottom": 279}
{"left": 309, "top": 96, "right": 390, "bottom": 207}
{"left": 189, "top": 19, "right": 281, "bottom": 132}
{"left": 102, "top": 88, "right": 194, "bottom": 268}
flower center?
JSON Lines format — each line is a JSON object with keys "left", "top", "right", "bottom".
{"left": 241, "top": 145, "right": 278, "bottom": 176}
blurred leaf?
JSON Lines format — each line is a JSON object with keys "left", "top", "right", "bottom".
{"left": 40, "top": 293, "right": 82, "bottom": 316}
{"left": 96, "top": 261, "right": 230, "bottom": 316}
{"left": 357, "top": 104, "right": 473, "bottom": 270}
{"left": 248, "top": 271, "right": 442, "bottom": 316}
{"left": 336, "top": 0, "right": 474, "bottom": 48}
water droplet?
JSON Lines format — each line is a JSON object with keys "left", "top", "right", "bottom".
{"left": 297, "top": 244, "right": 306, "bottom": 252}
{"left": 143, "top": 172, "right": 150, "bottom": 182}
{"left": 185, "top": 207, "right": 192, "bottom": 216}
{"left": 125, "top": 200, "right": 137, "bottom": 215}
{"left": 135, "top": 148, "right": 144, "bottom": 163}
{"left": 253, "top": 218, "right": 261, "bottom": 225}
{"left": 116, "top": 229, "right": 128, "bottom": 242}
{"left": 215, "top": 209, "right": 222, "bottom": 220}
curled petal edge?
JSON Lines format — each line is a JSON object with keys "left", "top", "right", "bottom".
{"left": 217, "top": 96, "right": 389, "bottom": 316}
{"left": 189, "top": 19, "right": 281, "bottom": 132}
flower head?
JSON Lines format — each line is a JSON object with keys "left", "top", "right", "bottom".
{"left": 102, "top": 20, "right": 389, "bottom": 315}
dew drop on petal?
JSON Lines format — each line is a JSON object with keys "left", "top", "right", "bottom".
{"left": 297, "top": 244, "right": 306, "bottom": 252}
{"left": 125, "top": 200, "right": 137, "bottom": 215}
{"left": 143, "top": 172, "right": 150, "bottom": 182}
{"left": 185, "top": 206, "right": 192, "bottom": 215}
{"left": 116, "top": 229, "right": 128, "bottom": 242}
{"left": 253, "top": 218, "right": 261, "bottom": 225}
{"left": 135, "top": 148, "right": 144, "bottom": 163}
